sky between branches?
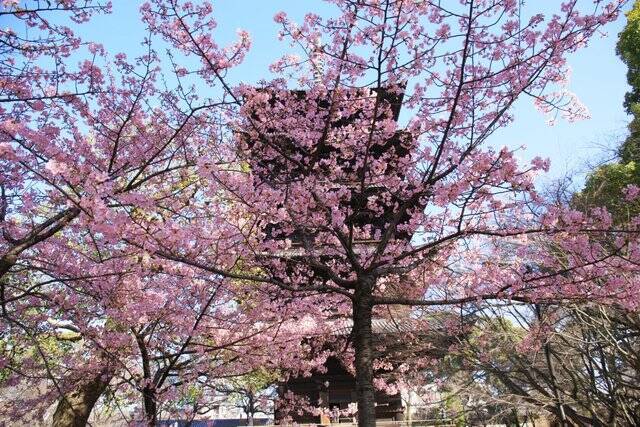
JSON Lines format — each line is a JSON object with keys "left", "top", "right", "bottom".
{"left": 63, "top": 0, "right": 634, "bottom": 186}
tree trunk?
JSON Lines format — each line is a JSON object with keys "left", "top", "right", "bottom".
{"left": 135, "top": 332, "right": 158, "bottom": 426}
{"left": 536, "top": 306, "right": 568, "bottom": 427}
{"left": 143, "top": 387, "right": 158, "bottom": 427}
{"left": 52, "top": 369, "right": 113, "bottom": 427}
{"left": 247, "top": 395, "right": 255, "bottom": 426}
{"left": 353, "top": 280, "right": 376, "bottom": 427}
{"left": 0, "top": 254, "right": 17, "bottom": 279}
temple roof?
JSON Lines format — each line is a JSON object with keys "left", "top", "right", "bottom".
{"left": 328, "top": 314, "right": 458, "bottom": 337}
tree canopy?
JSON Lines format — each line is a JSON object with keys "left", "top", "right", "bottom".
{"left": 1, "top": 1, "right": 639, "bottom": 426}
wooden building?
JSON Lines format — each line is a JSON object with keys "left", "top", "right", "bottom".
{"left": 239, "top": 85, "right": 435, "bottom": 423}
{"left": 277, "top": 355, "right": 403, "bottom": 424}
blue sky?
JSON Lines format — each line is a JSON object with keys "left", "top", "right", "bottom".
{"left": 66, "top": 0, "right": 634, "bottom": 187}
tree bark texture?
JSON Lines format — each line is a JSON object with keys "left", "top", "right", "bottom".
{"left": 353, "top": 278, "right": 376, "bottom": 427}
{"left": 51, "top": 369, "right": 113, "bottom": 427}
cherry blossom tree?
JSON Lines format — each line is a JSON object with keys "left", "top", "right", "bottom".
{"left": 2, "top": 1, "right": 639, "bottom": 426}
{"left": 0, "top": 1, "right": 296, "bottom": 424}
{"left": 1, "top": 239, "right": 324, "bottom": 425}
{"left": 0, "top": 0, "right": 111, "bottom": 280}
{"left": 135, "top": 1, "right": 638, "bottom": 425}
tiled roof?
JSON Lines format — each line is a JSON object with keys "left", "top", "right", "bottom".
{"left": 327, "top": 316, "right": 451, "bottom": 336}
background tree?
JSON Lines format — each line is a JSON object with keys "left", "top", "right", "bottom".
{"left": 575, "top": 0, "right": 640, "bottom": 219}
{"left": 213, "top": 369, "right": 279, "bottom": 425}
{"left": 451, "top": 302, "right": 640, "bottom": 426}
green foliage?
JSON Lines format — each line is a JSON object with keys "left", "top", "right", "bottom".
{"left": 230, "top": 367, "right": 279, "bottom": 394}
{"left": 574, "top": 2, "right": 640, "bottom": 220}
{"left": 443, "top": 393, "right": 466, "bottom": 427}
{"left": 620, "top": 104, "right": 640, "bottom": 164}
{"left": 616, "top": 0, "right": 640, "bottom": 168}
{"left": 575, "top": 161, "right": 640, "bottom": 222}
{"left": 617, "top": 1, "right": 640, "bottom": 113}
{"left": 0, "top": 339, "right": 11, "bottom": 383}
{"left": 176, "top": 384, "right": 204, "bottom": 406}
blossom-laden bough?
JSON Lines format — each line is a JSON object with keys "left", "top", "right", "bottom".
{"left": 1, "top": 1, "right": 638, "bottom": 426}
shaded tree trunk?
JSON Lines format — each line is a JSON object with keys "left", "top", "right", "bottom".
{"left": 135, "top": 332, "right": 158, "bottom": 427}
{"left": 536, "top": 306, "right": 568, "bottom": 427}
{"left": 353, "top": 279, "right": 376, "bottom": 427}
{"left": 143, "top": 387, "right": 158, "bottom": 427}
{"left": 247, "top": 393, "right": 255, "bottom": 426}
{"left": 0, "top": 254, "right": 17, "bottom": 279}
{"left": 52, "top": 369, "right": 113, "bottom": 427}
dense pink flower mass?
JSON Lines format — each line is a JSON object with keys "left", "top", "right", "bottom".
{"left": 0, "top": 0, "right": 638, "bottom": 425}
